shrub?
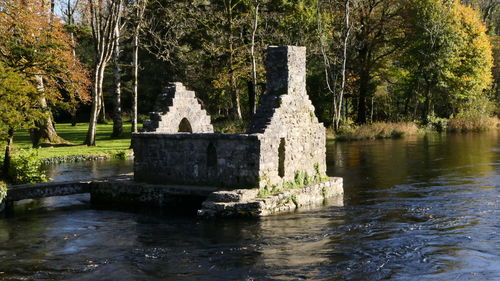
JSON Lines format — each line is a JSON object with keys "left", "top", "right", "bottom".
{"left": 9, "top": 149, "right": 48, "bottom": 184}
{"left": 448, "top": 115, "right": 499, "bottom": 132}
{"left": 113, "top": 151, "right": 127, "bottom": 159}
{"left": 213, "top": 120, "right": 249, "bottom": 133}
{"left": 336, "top": 122, "right": 419, "bottom": 140}
{"left": 0, "top": 181, "right": 6, "bottom": 202}
{"left": 427, "top": 113, "right": 449, "bottom": 132}
{"left": 448, "top": 97, "right": 499, "bottom": 132}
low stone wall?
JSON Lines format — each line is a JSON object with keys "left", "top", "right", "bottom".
{"left": 133, "top": 133, "right": 261, "bottom": 188}
{"left": 90, "top": 178, "right": 218, "bottom": 209}
{"left": 5, "top": 180, "right": 92, "bottom": 202}
{"left": 198, "top": 177, "right": 343, "bottom": 217}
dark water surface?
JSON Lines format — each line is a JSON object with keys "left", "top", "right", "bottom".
{"left": 0, "top": 132, "right": 499, "bottom": 280}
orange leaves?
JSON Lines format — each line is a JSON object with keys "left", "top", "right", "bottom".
{"left": 0, "top": 0, "right": 91, "bottom": 104}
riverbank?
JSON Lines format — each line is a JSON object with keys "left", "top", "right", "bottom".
{"left": 7, "top": 120, "right": 500, "bottom": 165}
{"left": 12, "top": 123, "right": 133, "bottom": 163}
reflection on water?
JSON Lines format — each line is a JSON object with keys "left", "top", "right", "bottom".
{"left": 44, "top": 158, "right": 133, "bottom": 182}
{"left": 0, "top": 132, "right": 499, "bottom": 280}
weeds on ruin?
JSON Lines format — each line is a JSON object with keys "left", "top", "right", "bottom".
{"left": 257, "top": 164, "right": 329, "bottom": 198}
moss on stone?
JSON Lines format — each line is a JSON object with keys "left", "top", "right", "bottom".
{"left": 257, "top": 168, "right": 329, "bottom": 198}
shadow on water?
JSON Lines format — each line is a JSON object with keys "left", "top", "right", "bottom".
{"left": 0, "top": 131, "right": 499, "bottom": 280}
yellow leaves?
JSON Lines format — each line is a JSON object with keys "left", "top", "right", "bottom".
{"left": 0, "top": 0, "right": 91, "bottom": 105}
{"left": 449, "top": 0, "right": 493, "bottom": 96}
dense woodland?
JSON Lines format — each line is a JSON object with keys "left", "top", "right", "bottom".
{"left": 0, "top": 0, "right": 498, "bottom": 152}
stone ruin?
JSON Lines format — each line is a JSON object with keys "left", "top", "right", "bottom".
{"left": 133, "top": 46, "right": 327, "bottom": 191}
{"left": 142, "top": 82, "right": 213, "bottom": 133}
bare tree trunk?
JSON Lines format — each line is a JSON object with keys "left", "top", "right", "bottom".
{"left": 86, "top": 63, "right": 105, "bottom": 146}
{"left": 2, "top": 128, "right": 14, "bottom": 180}
{"left": 249, "top": 2, "right": 259, "bottom": 117}
{"left": 227, "top": 0, "right": 242, "bottom": 120}
{"left": 422, "top": 83, "right": 432, "bottom": 124}
{"left": 131, "top": 30, "right": 139, "bottom": 133}
{"left": 111, "top": 21, "right": 123, "bottom": 137}
{"left": 98, "top": 94, "right": 107, "bottom": 124}
{"left": 30, "top": 75, "right": 66, "bottom": 147}
{"left": 336, "top": 0, "right": 351, "bottom": 129}
{"left": 318, "top": 1, "right": 337, "bottom": 128}
{"left": 65, "top": 0, "right": 80, "bottom": 126}
{"left": 85, "top": 0, "right": 123, "bottom": 146}
{"left": 70, "top": 105, "right": 78, "bottom": 126}
{"left": 130, "top": 0, "right": 147, "bottom": 134}
{"left": 370, "top": 95, "right": 374, "bottom": 123}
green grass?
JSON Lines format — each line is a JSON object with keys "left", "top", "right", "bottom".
{"left": 11, "top": 123, "right": 133, "bottom": 160}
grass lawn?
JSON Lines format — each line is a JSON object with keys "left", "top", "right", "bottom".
{"left": 12, "top": 123, "right": 133, "bottom": 160}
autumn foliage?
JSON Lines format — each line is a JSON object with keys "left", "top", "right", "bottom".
{"left": 0, "top": 0, "right": 91, "bottom": 107}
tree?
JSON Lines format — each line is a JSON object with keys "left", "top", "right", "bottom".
{"left": 0, "top": 0, "right": 91, "bottom": 146}
{"left": 0, "top": 64, "right": 41, "bottom": 179}
{"left": 61, "top": 0, "right": 87, "bottom": 126}
{"left": 111, "top": 13, "right": 123, "bottom": 137}
{"left": 85, "top": 0, "right": 123, "bottom": 146}
{"left": 318, "top": 0, "right": 352, "bottom": 129}
{"left": 349, "top": 0, "right": 402, "bottom": 124}
{"left": 129, "top": 0, "right": 148, "bottom": 133}
{"left": 248, "top": 0, "right": 260, "bottom": 116}
{"left": 400, "top": 0, "right": 493, "bottom": 121}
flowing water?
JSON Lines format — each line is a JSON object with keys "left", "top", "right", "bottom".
{"left": 0, "top": 132, "right": 499, "bottom": 280}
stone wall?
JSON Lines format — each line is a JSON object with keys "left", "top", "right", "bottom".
{"left": 5, "top": 180, "right": 92, "bottom": 202}
{"left": 249, "top": 46, "right": 326, "bottom": 188}
{"left": 143, "top": 82, "right": 213, "bottom": 133}
{"left": 133, "top": 133, "right": 261, "bottom": 188}
{"left": 198, "top": 177, "right": 343, "bottom": 217}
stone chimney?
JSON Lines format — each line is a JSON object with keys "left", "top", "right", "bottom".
{"left": 265, "top": 46, "right": 306, "bottom": 96}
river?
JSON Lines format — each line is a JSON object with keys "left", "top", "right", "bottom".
{"left": 0, "top": 132, "right": 498, "bottom": 280}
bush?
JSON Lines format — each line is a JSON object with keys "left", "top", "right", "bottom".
{"left": 336, "top": 122, "right": 419, "bottom": 140}
{"left": 427, "top": 113, "right": 449, "bottom": 132}
{"left": 213, "top": 120, "right": 249, "bottom": 133}
{"left": 9, "top": 149, "right": 48, "bottom": 184}
{"left": 0, "top": 181, "right": 6, "bottom": 202}
{"left": 448, "top": 115, "right": 499, "bottom": 132}
{"left": 448, "top": 97, "right": 499, "bottom": 132}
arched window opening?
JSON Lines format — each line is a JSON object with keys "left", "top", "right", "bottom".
{"left": 207, "top": 143, "right": 217, "bottom": 167}
{"left": 178, "top": 118, "right": 193, "bottom": 133}
{"left": 278, "top": 138, "right": 286, "bottom": 178}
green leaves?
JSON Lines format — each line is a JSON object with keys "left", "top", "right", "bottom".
{"left": 0, "top": 63, "right": 41, "bottom": 141}
{"left": 400, "top": 0, "right": 493, "bottom": 118}
{"left": 7, "top": 149, "right": 48, "bottom": 185}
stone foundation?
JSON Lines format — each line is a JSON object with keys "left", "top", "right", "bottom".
{"left": 1, "top": 177, "right": 343, "bottom": 218}
{"left": 198, "top": 177, "right": 343, "bottom": 218}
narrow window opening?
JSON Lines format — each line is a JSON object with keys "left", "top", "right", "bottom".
{"left": 178, "top": 118, "right": 193, "bottom": 133}
{"left": 207, "top": 143, "right": 217, "bottom": 167}
{"left": 278, "top": 138, "right": 286, "bottom": 178}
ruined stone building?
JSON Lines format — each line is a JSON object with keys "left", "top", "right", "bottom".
{"left": 133, "top": 46, "right": 327, "bottom": 190}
